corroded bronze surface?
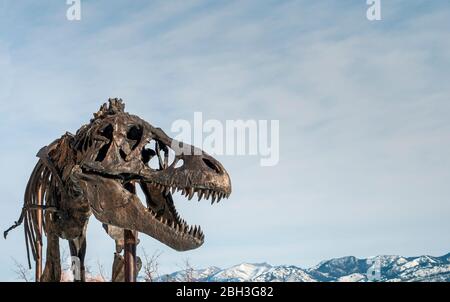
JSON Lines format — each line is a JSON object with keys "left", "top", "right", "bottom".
{"left": 5, "top": 98, "right": 231, "bottom": 282}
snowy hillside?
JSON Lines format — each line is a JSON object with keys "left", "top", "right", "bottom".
{"left": 157, "top": 253, "right": 450, "bottom": 282}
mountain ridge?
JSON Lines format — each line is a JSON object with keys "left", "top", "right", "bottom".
{"left": 157, "top": 253, "right": 450, "bottom": 282}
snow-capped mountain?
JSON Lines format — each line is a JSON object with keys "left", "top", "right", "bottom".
{"left": 158, "top": 266, "right": 222, "bottom": 282}
{"left": 208, "top": 263, "right": 272, "bottom": 282}
{"left": 253, "top": 265, "right": 316, "bottom": 282}
{"left": 157, "top": 253, "right": 450, "bottom": 282}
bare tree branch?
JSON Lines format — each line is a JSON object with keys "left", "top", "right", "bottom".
{"left": 141, "top": 248, "right": 162, "bottom": 282}
{"left": 96, "top": 259, "right": 108, "bottom": 282}
{"left": 182, "top": 258, "right": 196, "bottom": 282}
{"left": 12, "top": 258, "right": 32, "bottom": 282}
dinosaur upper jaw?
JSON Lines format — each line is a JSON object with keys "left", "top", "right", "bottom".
{"left": 80, "top": 148, "right": 232, "bottom": 201}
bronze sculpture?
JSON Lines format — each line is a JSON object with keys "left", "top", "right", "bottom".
{"left": 4, "top": 98, "right": 232, "bottom": 282}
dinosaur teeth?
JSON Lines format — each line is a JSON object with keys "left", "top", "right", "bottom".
{"left": 144, "top": 184, "right": 227, "bottom": 239}
{"left": 161, "top": 184, "right": 229, "bottom": 204}
{"left": 170, "top": 221, "right": 204, "bottom": 240}
{"left": 164, "top": 186, "right": 170, "bottom": 195}
{"left": 197, "top": 227, "right": 203, "bottom": 239}
{"left": 197, "top": 190, "right": 204, "bottom": 201}
{"left": 188, "top": 188, "right": 194, "bottom": 200}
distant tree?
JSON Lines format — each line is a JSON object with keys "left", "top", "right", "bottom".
{"left": 94, "top": 259, "right": 108, "bottom": 282}
{"left": 141, "top": 248, "right": 162, "bottom": 282}
{"left": 12, "top": 258, "right": 32, "bottom": 282}
{"left": 182, "top": 258, "right": 196, "bottom": 282}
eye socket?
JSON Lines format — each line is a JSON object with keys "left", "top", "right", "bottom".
{"left": 95, "top": 124, "right": 114, "bottom": 162}
{"left": 127, "top": 125, "right": 143, "bottom": 149}
{"left": 127, "top": 125, "right": 143, "bottom": 141}
{"left": 100, "top": 124, "right": 114, "bottom": 139}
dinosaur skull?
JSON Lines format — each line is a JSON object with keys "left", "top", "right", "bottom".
{"left": 72, "top": 99, "right": 231, "bottom": 251}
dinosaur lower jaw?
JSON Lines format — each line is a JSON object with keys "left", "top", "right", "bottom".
{"left": 138, "top": 181, "right": 204, "bottom": 240}
{"left": 136, "top": 179, "right": 231, "bottom": 246}
{"left": 77, "top": 172, "right": 204, "bottom": 251}
{"left": 106, "top": 194, "right": 204, "bottom": 251}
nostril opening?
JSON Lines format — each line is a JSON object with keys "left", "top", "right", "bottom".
{"left": 202, "top": 158, "right": 221, "bottom": 174}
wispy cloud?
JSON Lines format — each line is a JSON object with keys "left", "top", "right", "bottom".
{"left": 1, "top": 0, "right": 449, "bottom": 279}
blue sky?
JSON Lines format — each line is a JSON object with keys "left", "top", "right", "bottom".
{"left": 0, "top": 0, "right": 449, "bottom": 281}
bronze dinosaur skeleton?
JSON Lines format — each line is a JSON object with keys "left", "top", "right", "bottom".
{"left": 4, "top": 98, "right": 231, "bottom": 282}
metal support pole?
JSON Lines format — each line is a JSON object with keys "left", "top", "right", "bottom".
{"left": 35, "top": 186, "right": 43, "bottom": 282}
{"left": 124, "top": 229, "right": 137, "bottom": 282}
